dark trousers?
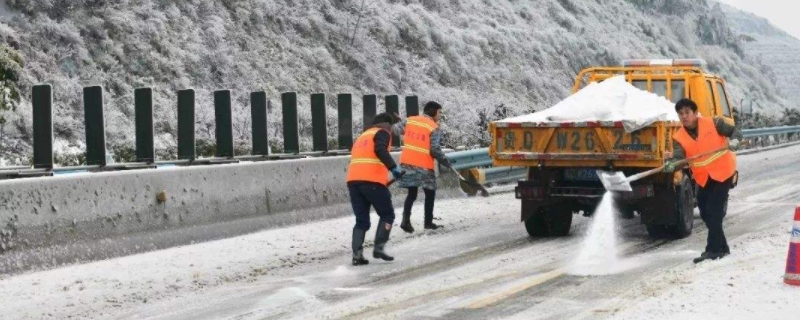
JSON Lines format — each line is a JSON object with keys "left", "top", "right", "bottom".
{"left": 348, "top": 182, "right": 395, "bottom": 231}
{"left": 403, "top": 187, "right": 436, "bottom": 223}
{"left": 697, "top": 177, "right": 732, "bottom": 254}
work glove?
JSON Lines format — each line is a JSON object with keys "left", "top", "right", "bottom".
{"left": 663, "top": 160, "right": 677, "bottom": 173}
{"left": 390, "top": 167, "right": 404, "bottom": 179}
{"left": 728, "top": 139, "right": 740, "bottom": 151}
{"left": 439, "top": 157, "right": 453, "bottom": 169}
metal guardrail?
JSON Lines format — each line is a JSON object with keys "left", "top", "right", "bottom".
{"left": 742, "top": 125, "right": 800, "bottom": 138}
{"left": 477, "top": 166, "right": 527, "bottom": 185}
{"left": 741, "top": 125, "right": 800, "bottom": 149}
{"left": 445, "top": 148, "right": 492, "bottom": 170}
{"left": 0, "top": 147, "right": 397, "bottom": 180}
{"left": 3, "top": 125, "right": 800, "bottom": 181}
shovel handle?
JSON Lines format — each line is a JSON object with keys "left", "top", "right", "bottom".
{"left": 626, "top": 166, "right": 664, "bottom": 182}
{"left": 670, "top": 146, "right": 731, "bottom": 169}
{"left": 450, "top": 167, "right": 466, "bottom": 180}
{"left": 387, "top": 171, "right": 406, "bottom": 187}
{"left": 628, "top": 146, "right": 731, "bottom": 182}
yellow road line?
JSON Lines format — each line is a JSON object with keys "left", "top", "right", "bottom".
{"left": 464, "top": 268, "right": 566, "bottom": 309}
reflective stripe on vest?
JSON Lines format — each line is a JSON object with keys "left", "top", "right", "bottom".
{"left": 346, "top": 128, "right": 391, "bottom": 185}
{"left": 400, "top": 116, "right": 439, "bottom": 169}
{"left": 672, "top": 117, "right": 737, "bottom": 187}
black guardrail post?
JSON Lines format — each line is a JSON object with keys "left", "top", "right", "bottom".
{"left": 32, "top": 84, "right": 53, "bottom": 169}
{"left": 385, "top": 94, "right": 400, "bottom": 147}
{"left": 282, "top": 92, "right": 300, "bottom": 154}
{"left": 177, "top": 89, "right": 196, "bottom": 161}
{"left": 311, "top": 93, "right": 328, "bottom": 152}
{"left": 406, "top": 95, "right": 419, "bottom": 117}
{"left": 337, "top": 93, "right": 353, "bottom": 150}
{"left": 214, "top": 90, "right": 234, "bottom": 158}
{"left": 362, "top": 94, "right": 376, "bottom": 133}
{"left": 251, "top": 91, "right": 269, "bottom": 156}
{"left": 83, "top": 86, "right": 106, "bottom": 166}
{"left": 134, "top": 88, "right": 155, "bottom": 163}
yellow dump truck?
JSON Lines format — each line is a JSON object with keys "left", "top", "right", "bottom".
{"left": 489, "top": 59, "right": 737, "bottom": 239}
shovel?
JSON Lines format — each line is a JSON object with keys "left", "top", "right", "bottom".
{"left": 597, "top": 146, "right": 730, "bottom": 192}
{"left": 450, "top": 167, "right": 490, "bottom": 197}
{"left": 387, "top": 171, "right": 406, "bottom": 187}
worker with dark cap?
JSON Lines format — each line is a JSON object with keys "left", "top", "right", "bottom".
{"left": 346, "top": 112, "right": 404, "bottom": 266}
{"left": 665, "top": 98, "right": 742, "bottom": 264}
{"left": 395, "top": 101, "right": 452, "bottom": 232}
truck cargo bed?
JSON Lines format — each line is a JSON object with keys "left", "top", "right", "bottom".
{"left": 490, "top": 120, "right": 682, "bottom": 168}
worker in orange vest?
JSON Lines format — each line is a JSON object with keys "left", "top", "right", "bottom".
{"left": 395, "top": 101, "right": 453, "bottom": 232}
{"left": 664, "top": 98, "right": 742, "bottom": 264}
{"left": 346, "top": 112, "right": 404, "bottom": 266}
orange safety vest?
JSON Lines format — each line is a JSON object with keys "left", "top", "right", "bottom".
{"left": 400, "top": 115, "right": 439, "bottom": 170}
{"left": 672, "top": 117, "right": 737, "bottom": 188}
{"left": 346, "top": 127, "right": 392, "bottom": 185}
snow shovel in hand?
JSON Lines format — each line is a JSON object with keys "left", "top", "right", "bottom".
{"left": 597, "top": 146, "right": 731, "bottom": 192}
{"left": 387, "top": 171, "right": 406, "bottom": 187}
{"left": 450, "top": 167, "right": 490, "bottom": 197}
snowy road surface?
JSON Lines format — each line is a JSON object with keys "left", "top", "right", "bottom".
{"left": 2, "top": 145, "right": 800, "bottom": 319}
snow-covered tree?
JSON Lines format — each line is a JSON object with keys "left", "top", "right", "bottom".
{"left": 0, "top": 44, "right": 22, "bottom": 126}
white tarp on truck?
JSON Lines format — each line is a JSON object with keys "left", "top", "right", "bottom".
{"left": 498, "top": 75, "right": 680, "bottom": 133}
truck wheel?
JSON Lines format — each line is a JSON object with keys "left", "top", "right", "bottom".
{"left": 525, "top": 209, "right": 548, "bottom": 237}
{"left": 618, "top": 204, "right": 636, "bottom": 219}
{"left": 525, "top": 207, "right": 572, "bottom": 237}
{"left": 668, "top": 175, "right": 695, "bottom": 239}
{"left": 544, "top": 207, "right": 572, "bottom": 236}
{"left": 646, "top": 224, "right": 669, "bottom": 239}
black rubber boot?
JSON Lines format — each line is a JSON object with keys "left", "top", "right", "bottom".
{"left": 424, "top": 222, "right": 441, "bottom": 230}
{"left": 693, "top": 251, "right": 728, "bottom": 264}
{"left": 373, "top": 221, "right": 394, "bottom": 261}
{"left": 424, "top": 212, "right": 441, "bottom": 230}
{"left": 423, "top": 190, "right": 441, "bottom": 230}
{"left": 692, "top": 252, "right": 709, "bottom": 264}
{"left": 400, "top": 211, "right": 414, "bottom": 233}
{"left": 352, "top": 228, "right": 369, "bottom": 266}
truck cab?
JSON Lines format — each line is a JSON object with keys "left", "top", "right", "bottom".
{"left": 576, "top": 59, "right": 736, "bottom": 123}
{"left": 489, "top": 59, "right": 737, "bottom": 239}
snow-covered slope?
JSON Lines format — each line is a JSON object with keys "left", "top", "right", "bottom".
{"left": 720, "top": 3, "right": 800, "bottom": 110}
{"left": 0, "top": 0, "right": 791, "bottom": 163}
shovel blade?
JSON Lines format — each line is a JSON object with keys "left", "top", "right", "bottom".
{"left": 596, "top": 170, "right": 632, "bottom": 192}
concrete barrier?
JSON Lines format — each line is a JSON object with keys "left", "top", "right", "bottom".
{"left": 0, "top": 153, "right": 463, "bottom": 274}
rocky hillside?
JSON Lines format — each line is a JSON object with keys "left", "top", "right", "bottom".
{"left": 0, "top": 0, "right": 792, "bottom": 164}
{"left": 720, "top": 2, "right": 800, "bottom": 111}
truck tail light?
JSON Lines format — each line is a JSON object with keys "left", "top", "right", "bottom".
{"left": 515, "top": 185, "right": 545, "bottom": 199}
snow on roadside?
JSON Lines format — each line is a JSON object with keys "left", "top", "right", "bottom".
{"left": 609, "top": 215, "right": 800, "bottom": 320}
{"left": 0, "top": 190, "right": 517, "bottom": 320}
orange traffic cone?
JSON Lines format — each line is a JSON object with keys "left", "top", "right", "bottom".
{"left": 785, "top": 206, "right": 800, "bottom": 286}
